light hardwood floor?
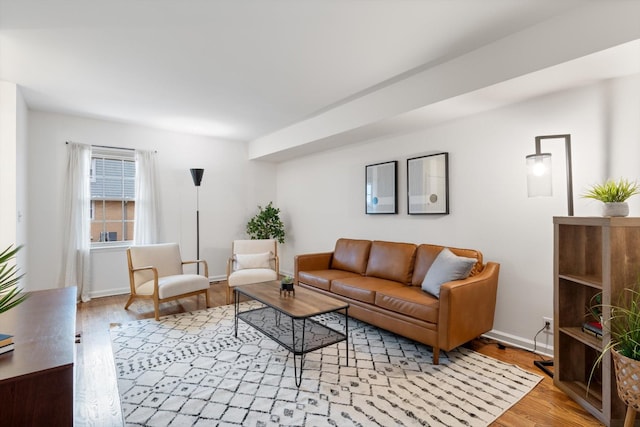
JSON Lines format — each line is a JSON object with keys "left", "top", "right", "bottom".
{"left": 74, "top": 282, "right": 603, "bottom": 426}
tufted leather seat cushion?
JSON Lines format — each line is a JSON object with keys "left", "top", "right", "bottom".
{"left": 298, "top": 269, "right": 361, "bottom": 291}
{"left": 330, "top": 276, "right": 402, "bottom": 304}
{"left": 375, "top": 286, "right": 439, "bottom": 323}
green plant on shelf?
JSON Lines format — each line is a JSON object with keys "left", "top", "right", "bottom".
{"left": 582, "top": 178, "right": 640, "bottom": 203}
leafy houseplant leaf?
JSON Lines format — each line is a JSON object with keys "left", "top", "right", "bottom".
{"left": 588, "top": 286, "right": 640, "bottom": 394}
{"left": 0, "top": 245, "right": 28, "bottom": 314}
{"left": 246, "top": 202, "right": 286, "bottom": 244}
{"left": 582, "top": 178, "right": 640, "bottom": 203}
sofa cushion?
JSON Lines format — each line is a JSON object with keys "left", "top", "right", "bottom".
{"left": 331, "top": 276, "right": 403, "bottom": 304}
{"left": 411, "top": 244, "right": 483, "bottom": 286}
{"left": 421, "top": 248, "right": 476, "bottom": 298}
{"left": 375, "top": 286, "right": 440, "bottom": 323}
{"left": 365, "top": 241, "right": 417, "bottom": 284}
{"left": 330, "top": 238, "right": 372, "bottom": 274}
{"left": 298, "top": 269, "right": 361, "bottom": 291}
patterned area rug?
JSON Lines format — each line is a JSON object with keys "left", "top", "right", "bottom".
{"left": 110, "top": 302, "right": 542, "bottom": 427}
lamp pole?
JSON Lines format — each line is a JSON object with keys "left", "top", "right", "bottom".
{"left": 190, "top": 169, "right": 204, "bottom": 274}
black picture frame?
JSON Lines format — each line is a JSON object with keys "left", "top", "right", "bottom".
{"left": 407, "top": 152, "right": 449, "bottom": 214}
{"left": 365, "top": 160, "right": 397, "bottom": 214}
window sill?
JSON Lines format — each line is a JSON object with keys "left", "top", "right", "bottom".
{"left": 90, "top": 243, "right": 131, "bottom": 252}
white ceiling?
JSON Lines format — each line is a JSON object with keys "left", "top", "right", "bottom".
{"left": 0, "top": 0, "right": 634, "bottom": 151}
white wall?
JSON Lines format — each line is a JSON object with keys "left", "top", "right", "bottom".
{"left": 0, "top": 82, "right": 18, "bottom": 250}
{"left": 26, "top": 112, "right": 276, "bottom": 296}
{"left": 16, "top": 86, "right": 28, "bottom": 272}
{"left": 276, "top": 73, "right": 640, "bottom": 354}
{"left": 0, "top": 82, "right": 28, "bottom": 275}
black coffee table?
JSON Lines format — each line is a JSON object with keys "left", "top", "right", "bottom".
{"left": 234, "top": 280, "right": 349, "bottom": 387}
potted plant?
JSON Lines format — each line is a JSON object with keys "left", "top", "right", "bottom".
{"left": 246, "top": 202, "right": 285, "bottom": 244}
{"left": 0, "top": 245, "right": 28, "bottom": 314}
{"left": 280, "top": 275, "right": 294, "bottom": 294}
{"left": 590, "top": 287, "right": 640, "bottom": 425}
{"left": 582, "top": 178, "right": 640, "bottom": 217}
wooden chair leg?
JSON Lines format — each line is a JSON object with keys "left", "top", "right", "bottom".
{"left": 624, "top": 406, "right": 636, "bottom": 427}
{"left": 154, "top": 300, "right": 160, "bottom": 321}
{"left": 204, "top": 289, "right": 211, "bottom": 308}
{"left": 124, "top": 296, "right": 135, "bottom": 310}
{"left": 226, "top": 285, "right": 231, "bottom": 305}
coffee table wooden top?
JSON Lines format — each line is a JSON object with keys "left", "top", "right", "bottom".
{"left": 235, "top": 281, "right": 348, "bottom": 318}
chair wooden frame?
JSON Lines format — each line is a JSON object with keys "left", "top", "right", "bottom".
{"left": 225, "top": 239, "right": 279, "bottom": 305}
{"left": 125, "top": 247, "right": 211, "bottom": 320}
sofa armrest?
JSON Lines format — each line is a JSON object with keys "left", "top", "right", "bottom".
{"left": 437, "top": 262, "right": 500, "bottom": 351}
{"left": 294, "top": 252, "right": 333, "bottom": 284}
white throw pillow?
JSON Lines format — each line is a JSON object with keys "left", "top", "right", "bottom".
{"left": 421, "top": 248, "right": 476, "bottom": 298}
{"left": 235, "top": 252, "right": 272, "bottom": 270}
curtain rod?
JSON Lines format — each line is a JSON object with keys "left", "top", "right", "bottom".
{"left": 65, "top": 142, "right": 156, "bottom": 153}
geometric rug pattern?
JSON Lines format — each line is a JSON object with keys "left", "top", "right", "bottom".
{"left": 110, "top": 302, "right": 542, "bottom": 427}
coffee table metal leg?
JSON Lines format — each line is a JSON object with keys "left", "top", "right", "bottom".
{"left": 234, "top": 289, "right": 238, "bottom": 338}
{"left": 292, "top": 317, "right": 306, "bottom": 387}
{"left": 345, "top": 307, "right": 349, "bottom": 366}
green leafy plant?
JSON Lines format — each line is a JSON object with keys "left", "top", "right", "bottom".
{"left": 582, "top": 178, "right": 640, "bottom": 203}
{"left": 601, "top": 288, "right": 640, "bottom": 361}
{"left": 588, "top": 285, "right": 640, "bottom": 392}
{"left": 281, "top": 275, "right": 293, "bottom": 284}
{"left": 0, "top": 245, "right": 28, "bottom": 314}
{"left": 246, "top": 202, "right": 285, "bottom": 244}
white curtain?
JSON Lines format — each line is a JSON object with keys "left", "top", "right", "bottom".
{"left": 59, "top": 142, "right": 91, "bottom": 302}
{"left": 133, "top": 149, "right": 160, "bottom": 244}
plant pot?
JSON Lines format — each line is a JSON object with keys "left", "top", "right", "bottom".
{"left": 611, "top": 349, "right": 640, "bottom": 426}
{"left": 280, "top": 281, "right": 294, "bottom": 296}
{"left": 603, "top": 202, "right": 629, "bottom": 217}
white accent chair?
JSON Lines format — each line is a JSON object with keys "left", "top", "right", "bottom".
{"left": 126, "top": 243, "right": 210, "bottom": 320}
{"left": 226, "top": 239, "right": 279, "bottom": 304}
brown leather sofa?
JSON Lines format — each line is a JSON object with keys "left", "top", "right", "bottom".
{"left": 294, "top": 238, "right": 500, "bottom": 364}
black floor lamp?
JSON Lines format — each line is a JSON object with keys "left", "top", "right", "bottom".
{"left": 525, "top": 134, "right": 574, "bottom": 378}
{"left": 190, "top": 168, "right": 204, "bottom": 274}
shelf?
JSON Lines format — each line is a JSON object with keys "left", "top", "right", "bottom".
{"left": 558, "top": 380, "right": 604, "bottom": 416}
{"left": 559, "top": 327, "right": 603, "bottom": 351}
{"left": 558, "top": 274, "right": 602, "bottom": 289}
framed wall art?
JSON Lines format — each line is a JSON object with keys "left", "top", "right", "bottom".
{"left": 365, "top": 160, "right": 397, "bottom": 214}
{"left": 407, "top": 152, "right": 449, "bottom": 214}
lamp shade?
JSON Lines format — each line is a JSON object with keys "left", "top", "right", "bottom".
{"left": 190, "top": 168, "right": 204, "bottom": 186}
{"left": 526, "top": 153, "right": 552, "bottom": 197}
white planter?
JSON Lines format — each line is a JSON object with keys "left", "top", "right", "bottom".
{"left": 603, "top": 202, "right": 629, "bottom": 217}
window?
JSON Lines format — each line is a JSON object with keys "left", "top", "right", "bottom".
{"left": 90, "top": 147, "right": 135, "bottom": 244}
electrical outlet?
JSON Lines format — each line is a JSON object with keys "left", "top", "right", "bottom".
{"left": 543, "top": 317, "right": 553, "bottom": 333}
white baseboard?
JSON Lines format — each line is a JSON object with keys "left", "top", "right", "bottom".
{"left": 88, "top": 287, "right": 130, "bottom": 299}
{"left": 482, "top": 329, "right": 554, "bottom": 358}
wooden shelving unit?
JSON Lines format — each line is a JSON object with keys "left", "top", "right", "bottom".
{"left": 554, "top": 216, "right": 640, "bottom": 426}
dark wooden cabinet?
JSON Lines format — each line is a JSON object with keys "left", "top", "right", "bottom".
{"left": 0, "top": 287, "right": 76, "bottom": 426}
